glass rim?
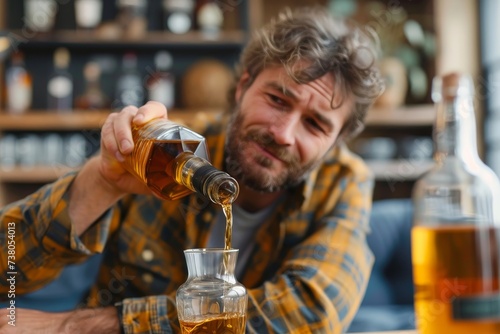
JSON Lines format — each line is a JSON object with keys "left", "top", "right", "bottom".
{"left": 184, "top": 248, "right": 239, "bottom": 254}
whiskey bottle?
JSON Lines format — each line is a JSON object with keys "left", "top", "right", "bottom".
{"left": 47, "top": 47, "right": 73, "bottom": 111}
{"left": 124, "top": 118, "right": 239, "bottom": 204}
{"left": 114, "top": 52, "right": 144, "bottom": 109}
{"left": 75, "top": 61, "right": 109, "bottom": 110}
{"left": 196, "top": 0, "right": 224, "bottom": 38}
{"left": 5, "top": 51, "right": 32, "bottom": 114}
{"left": 146, "top": 51, "right": 175, "bottom": 109}
{"left": 116, "top": 0, "right": 147, "bottom": 39}
{"left": 162, "top": 0, "right": 195, "bottom": 34}
{"left": 412, "top": 73, "right": 500, "bottom": 334}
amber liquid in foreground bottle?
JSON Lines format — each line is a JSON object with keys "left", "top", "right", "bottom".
{"left": 412, "top": 73, "right": 500, "bottom": 334}
{"left": 412, "top": 225, "right": 500, "bottom": 333}
{"left": 124, "top": 119, "right": 239, "bottom": 205}
{"left": 180, "top": 313, "right": 246, "bottom": 334}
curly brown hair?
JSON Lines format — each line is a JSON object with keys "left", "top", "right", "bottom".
{"left": 230, "top": 6, "right": 385, "bottom": 141}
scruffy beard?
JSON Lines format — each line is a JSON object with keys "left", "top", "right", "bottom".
{"left": 224, "top": 103, "right": 321, "bottom": 193}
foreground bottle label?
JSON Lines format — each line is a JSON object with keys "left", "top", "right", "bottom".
{"left": 452, "top": 293, "right": 500, "bottom": 321}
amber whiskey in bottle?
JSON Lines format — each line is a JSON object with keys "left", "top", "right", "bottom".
{"left": 124, "top": 119, "right": 239, "bottom": 204}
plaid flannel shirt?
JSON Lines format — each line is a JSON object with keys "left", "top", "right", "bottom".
{"left": 0, "top": 116, "right": 374, "bottom": 333}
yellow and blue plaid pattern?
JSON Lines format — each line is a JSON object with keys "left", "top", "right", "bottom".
{"left": 1, "top": 118, "right": 374, "bottom": 333}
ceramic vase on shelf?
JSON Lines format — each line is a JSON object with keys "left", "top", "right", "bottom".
{"left": 24, "top": 0, "right": 58, "bottom": 32}
{"left": 374, "top": 56, "right": 408, "bottom": 109}
{"left": 75, "top": 0, "right": 103, "bottom": 30}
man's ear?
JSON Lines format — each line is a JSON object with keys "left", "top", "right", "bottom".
{"left": 235, "top": 71, "right": 251, "bottom": 101}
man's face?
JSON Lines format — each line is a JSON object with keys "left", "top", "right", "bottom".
{"left": 225, "top": 66, "right": 352, "bottom": 193}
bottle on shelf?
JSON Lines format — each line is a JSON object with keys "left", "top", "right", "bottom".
{"left": 75, "top": 61, "right": 110, "bottom": 110}
{"left": 5, "top": 51, "right": 32, "bottom": 114}
{"left": 146, "top": 51, "right": 175, "bottom": 109}
{"left": 24, "top": 0, "right": 58, "bottom": 33}
{"left": 411, "top": 73, "right": 500, "bottom": 334}
{"left": 116, "top": 0, "right": 148, "bottom": 39}
{"left": 114, "top": 52, "right": 145, "bottom": 110}
{"left": 47, "top": 47, "right": 73, "bottom": 112}
{"left": 75, "top": 0, "right": 103, "bottom": 30}
{"left": 0, "top": 134, "right": 17, "bottom": 170}
{"left": 162, "top": 0, "right": 195, "bottom": 34}
{"left": 124, "top": 118, "right": 239, "bottom": 204}
{"left": 196, "top": 0, "right": 224, "bottom": 38}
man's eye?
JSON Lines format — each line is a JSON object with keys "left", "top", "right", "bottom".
{"left": 267, "top": 94, "right": 285, "bottom": 106}
{"left": 306, "top": 118, "right": 324, "bottom": 132}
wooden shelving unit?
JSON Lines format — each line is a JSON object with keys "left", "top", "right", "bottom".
{"left": 0, "top": 165, "right": 77, "bottom": 183}
{"left": 0, "top": 109, "right": 223, "bottom": 207}
{"left": 362, "top": 104, "right": 435, "bottom": 183}
{"left": 366, "top": 159, "right": 434, "bottom": 181}
{"left": 366, "top": 105, "right": 435, "bottom": 127}
{"left": 0, "top": 104, "right": 434, "bottom": 132}
{"left": 1, "top": 0, "right": 249, "bottom": 205}
{"left": 0, "top": 109, "right": 222, "bottom": 131}
{"left": 0, "top": 110, "right": 110, "bottom": 130}
{"left": 9, "top": 30, "right": 247, "bottom": 49}
{"left": 0, "top": 0, "right": 481, "bottom": 205}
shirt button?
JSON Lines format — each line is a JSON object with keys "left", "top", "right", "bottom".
{"left": 203, "top": 212, "right": 213, "bottom": 222}
{"left": 142, "top": 249, "right": 154, "bottom": 262}
{"left": 142, "top": 273, "right": 154, "bottom": 284}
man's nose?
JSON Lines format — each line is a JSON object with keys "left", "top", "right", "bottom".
{"left": 269, "top": 113, "right": 297, "bottom": 146}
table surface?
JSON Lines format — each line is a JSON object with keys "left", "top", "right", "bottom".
{"left": 350, "top": 331, "right": 417, "bottom": 334}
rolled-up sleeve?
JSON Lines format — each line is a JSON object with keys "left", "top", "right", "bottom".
{"left": 120, "top": 294, "right": 178, "bottom": 334}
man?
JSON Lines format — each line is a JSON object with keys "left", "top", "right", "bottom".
{"left": 0, "top": 7, "right": 383, "bottom": 333}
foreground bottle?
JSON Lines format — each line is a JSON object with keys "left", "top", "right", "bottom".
{"left": 124, "top": 119, "right": 239, "bottom": 204}
{"left": 412, "top": 73, "right": 500, "bottom": 333}
{"left": 176, "top": 248, "right": 248, "bottom": 334}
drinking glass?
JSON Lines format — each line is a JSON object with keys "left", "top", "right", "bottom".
{"left": 176, "top": 248, "right": 247, "bottom": 334}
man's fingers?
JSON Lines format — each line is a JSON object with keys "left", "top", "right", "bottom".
{"left": 101, "top": 102, "right": 167, "bottom": 162}
{"left": 101, "top": 113, "right": 121, "bottom": 160}
{"left": 133, "top": 101, "right": 167, "bottom": 125}
{"left": 101, "top": 106, "right": 137, "bottom": 161}
{"left": 113, "top": 106, "right": 139, "bottom": 156}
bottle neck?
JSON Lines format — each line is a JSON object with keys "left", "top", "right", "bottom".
{"left": 173, "top": 152, "right": 239, "bottom": 205}
{"left": 434, "top": 95, "right": 479, "bottom": 163}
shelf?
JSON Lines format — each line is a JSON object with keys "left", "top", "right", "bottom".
{"left": 0, "top": 158, "right": 435, "bottom": 184}
{"left": 0, "top": 109, "right": 223, "bottom": 131}
{"left": 367, "top": 159, "right": 434, "bottom": 181}
{"left": 11, "top": 30, "right": 247, "bottom": 49}
{"left": 365, "top": 104, "right": 435, "bottom": 127}
{"left": 0, "top": 110, "right": 110, "bottom": 130}
{"left": 0, "top": 166, "right": 77, "bottom": 183}
{"left": 0, "top": 105, "right": 433, "bottom": 131}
